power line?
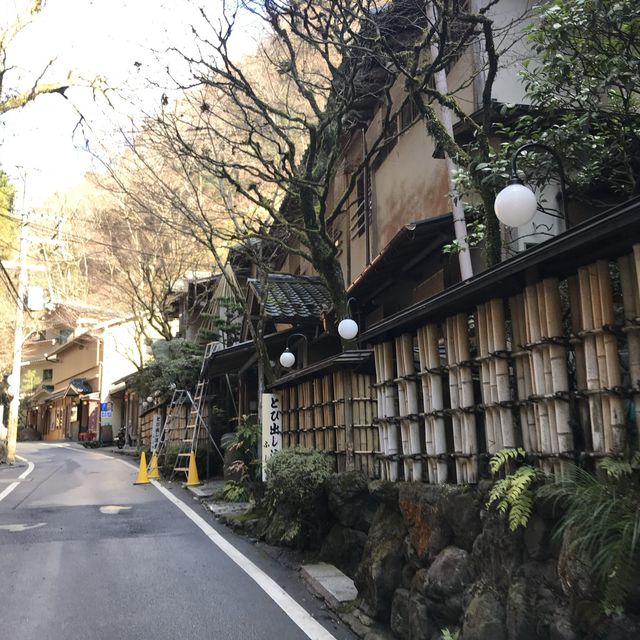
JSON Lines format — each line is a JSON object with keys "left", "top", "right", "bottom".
{"left": 0, "top": 261, "right": 21, "bottom": 305}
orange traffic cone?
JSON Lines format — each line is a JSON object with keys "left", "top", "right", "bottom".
{"left": 185, "top": 451, "right": 202, "bottom": 487}
{"left": 134, "top": 451, "right": 150, "bottom": 485}
{"left": 148, "top": 451, "right": 160, "bottom": 480}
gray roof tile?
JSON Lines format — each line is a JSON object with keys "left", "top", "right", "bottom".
{"left": 248, "top": 274, "right": 332, "bottom": 323}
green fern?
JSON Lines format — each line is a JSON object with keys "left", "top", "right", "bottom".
{"left": 599, "top": 452, "right": 640, "bottom": 481}
{"left": 441, "top": 629, "right": 460, "bottom": 640}
{"left": 486, "top": 448, "right": 542, "bottom": 531}
{"left": 488, "top": 447, "right": 526, "bottom": 474}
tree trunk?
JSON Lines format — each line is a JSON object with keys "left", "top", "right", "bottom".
{"left": 481, "top": 187, "right": 501, "bottom": 267}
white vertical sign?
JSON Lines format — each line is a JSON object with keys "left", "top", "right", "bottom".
{"left": 151, "top": 414, "right": 162, "bottom": 452}
{"left": 261, "top": 393, "right": 281, "bottom": 481}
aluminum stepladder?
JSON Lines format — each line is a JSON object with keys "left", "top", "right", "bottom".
{"left": 155, "top": 341, "right": 224, "bottom": 482}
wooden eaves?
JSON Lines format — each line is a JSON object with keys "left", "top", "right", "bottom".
{"left": 362, "top": 196, "right": 640, "bottom": 342}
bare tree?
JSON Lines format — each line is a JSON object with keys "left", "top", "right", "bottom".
{"left": 152, "top": 0, "right": 516, "bottom": 310}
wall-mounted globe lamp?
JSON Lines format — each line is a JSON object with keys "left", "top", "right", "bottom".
{"left": 338, "top": 297, "right": 359, "bottom": 341}
{"left": 494, "top": 143, "right": 569, "bottom": 228}
{"left": 279, "top": 333, "right": 308, "bottom": 369}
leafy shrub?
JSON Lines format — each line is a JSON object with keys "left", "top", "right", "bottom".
{"left": 539, "top": 452, "right": 640, "bottom": 613}
{"left": 129, "top": 339, "right": 203, "bottom": 398}
{"left": 265, "top": 447, "right": 333, "bottom": 513}
{"left": 216, "top": 480, "right": 249, "bottom": 502}
{"left": 263, "top": 447, "right": 333, "bottom": 548}
{"left": 221, "top": 414, "right": 261, "bottom": 481}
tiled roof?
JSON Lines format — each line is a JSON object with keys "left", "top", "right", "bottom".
{"left": 248, "top": 274, "right": 332, "bottom": 323}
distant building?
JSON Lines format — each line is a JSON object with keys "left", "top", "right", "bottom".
{"left": 22, "top": 302, "right": 154, "bottom": 443}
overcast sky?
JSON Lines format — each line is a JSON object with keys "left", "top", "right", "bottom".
{"left": 0, "top": 0, "right": 256, "bottom": 209}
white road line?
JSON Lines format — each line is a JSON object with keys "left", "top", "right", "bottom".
{"left": 112, "top": 458, "right": 337, "bottom": 640}
{"left": 0, "top": 455, "right": 35, "bottom": 503}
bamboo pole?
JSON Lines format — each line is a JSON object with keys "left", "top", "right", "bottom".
{"left": 314, "top": 378, "right": 324, "bottom": 451}
{"left": 589, "top": 263, "right": 613, "bottom": 451}
{"left": 578, "top": 266, "right": 606, "bottom": 452}
{"left": 524, "top": 284, "right": 553, "bottom": 473}
{"left": 446, "top": 316, "right": 464, "bottom": 482}
{"left": 427, "top": 324, "right": 447, "bottom": 483}
{"left": 542, "top": 278, "right": 573, "bottom": 456}
{"left": 333, "top": 372, "right": 345, "bottom": 466}
{"left": 477, "top": 303, "right": 497, "bottom": 453}
{"left": 373, "top": 343, "right": 388, "bottom": 480}
{"left": 536, "top": 282, "right": 560, "bottom": 474}
{"left": 404, "top": 334, "right": 422, "bottom": 481}
{"left": 618, "top": 253, "right": 640, "bottom": 445}
{"left": 382, "top": 341, "right": 399, "bottom": 481}
{"left": 454, "top": 314, "right": 477, "bottom": 483}
{"left": 597, "top": 260, "right": 625, "bottom": 453}
{"left": 363, "top": 374, "right": 375, "bottom": 476}
{"left": 343, "top": 369, "right": 355, "bottom": 472}
{"left": 567, "top": 276, "right": 591, "bottom": 450}
{"left": 417, "top": 326, "right": 436, "bottom": 482}
{"left": 490, "top": 298, "right": 515, "bottom": 450}
{"left": 395, "top": 335, "right": 411, "bottom": 479}
{"left": 510, "top": 294, "right": 538, "bottom": 452}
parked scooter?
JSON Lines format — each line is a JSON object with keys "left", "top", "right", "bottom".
{"left": 115, "top": 426, "right": 126, "bottom": 449}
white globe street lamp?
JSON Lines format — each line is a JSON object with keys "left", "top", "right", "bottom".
{"left": 279, "top": 348, "right": 296, "bottom": 369}
{"left": 278, "top": 333, "right": 308, "bottom": 370}
{"left": 494, "top": 181, "right": 538, "bottom": 227}
{"left": 337, "top": 297, "right": 360, "bottom": 341}
{"left": 495, "top": 143, "right": 570, "bottom": 229}
{"left": 338, "top": 317, "right": 359, "bottom": 340}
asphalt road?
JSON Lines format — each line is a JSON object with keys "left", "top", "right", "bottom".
{"left": 0, "top": 442, "right": 357, "bottom": 640}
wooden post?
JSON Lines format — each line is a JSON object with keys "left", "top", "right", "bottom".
{"left": 343, "top": 369, "right": 355, "bottom": 471}
{"left": 618, "top": 253, "right": 640, "bottom": 445}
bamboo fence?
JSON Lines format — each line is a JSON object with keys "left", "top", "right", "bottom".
{"left": 274, "top": 248, "right": 640, "bottom": 482}
{"left": 277, "top": 372, "right": 377, "bottom": 473}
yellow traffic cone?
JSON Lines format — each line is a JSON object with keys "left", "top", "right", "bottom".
{"left": 185, "top": 451, "right": 202, "bottom": 487}
{"left": 148, "top": 451, "right": 160, "bottom": 480}
{"left": 134, "top": 451, "right": 150, "bottom": 485}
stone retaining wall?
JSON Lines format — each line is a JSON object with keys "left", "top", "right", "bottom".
{"left": 313, "top": 473, "right": 639, "bottom": 640}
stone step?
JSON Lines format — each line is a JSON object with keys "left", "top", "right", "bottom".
{"left": 300, "top": 562, "right": 358, "bottom": 608}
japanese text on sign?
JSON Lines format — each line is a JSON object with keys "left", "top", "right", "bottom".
{"left": 261, "top": 393, "right": 282, "bottom": 481}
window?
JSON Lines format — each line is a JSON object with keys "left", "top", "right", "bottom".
{"left": 351, "top": 170, "right": 373, "bottom": 238}
{"left": 42, "top": 369, "right": 53, "bottom": 381}
{"left": 400, "top": 96, "right": 421, "bottom": 131}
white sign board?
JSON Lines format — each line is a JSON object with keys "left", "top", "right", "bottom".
{"left": 151, "top": 414, "right": 162, "bottom": 452}
{"left": 261, "top": 393, "right": 282, "bottom": 481}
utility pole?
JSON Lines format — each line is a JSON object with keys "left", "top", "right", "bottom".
{"left": 6, "top": 208, "right": 29, "bottom": 464}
